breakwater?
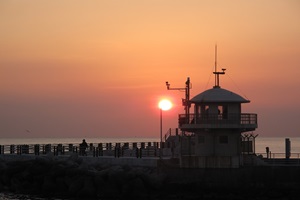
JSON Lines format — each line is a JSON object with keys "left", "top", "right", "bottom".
{"left": 1, "top": 140, "right": 300, "bottom": 199}
{"left": 0, "top": 154, "right": 162, "bottom": 199}
{"left": 1, "top": 155, "right": 300, "bottom": 199}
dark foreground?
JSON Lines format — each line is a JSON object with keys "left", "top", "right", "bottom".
{"left": 1, "top": 155, "right": 300, "bottom": 200}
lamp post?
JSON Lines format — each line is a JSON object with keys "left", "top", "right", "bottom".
{"left": 158, "top": 99, "right": 172, "bottom": 158}
{"left": 160, "top": 108, "right": 163, "bottom": 150}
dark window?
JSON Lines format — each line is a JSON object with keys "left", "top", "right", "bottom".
{"left": 218, "top": 105, "right": 228, "bottom": 119}
{"left": 204, "top": 105, "right": 209, "bottom": 119}
{"left": 222, "top": 105, "right": 228, "bottom": 119}
{"left": 219, "top": 135, "right": 228, "bottom": 144}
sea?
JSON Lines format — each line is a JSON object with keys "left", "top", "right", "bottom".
{"left": 1, "top": 136, "right": 300, "bottom": 200}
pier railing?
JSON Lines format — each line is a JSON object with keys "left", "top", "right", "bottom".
{"left": 0, "top": 141, "right": 176, "bottom": 158}
{"left": 257, "top": 152, "right": 300, "bottom": 159}
{"left": 178, "top": 113, "right": 257, "bottom": 130}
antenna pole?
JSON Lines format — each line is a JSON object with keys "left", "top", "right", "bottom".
{"left": 215, "top": 45, "right": 217, "bottom": 72}
{"left": 166, "top": 77, "right": 191, "bottom": 120}
{"left": 213, "top": 45, "right": 226, "bottom": 88}
{"left": 215, "top": 44, "right": 217, "bottom": 86}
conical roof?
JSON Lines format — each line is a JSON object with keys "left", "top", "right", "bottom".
{"left": 190, "top": 87, "right": 250, "bottom": 103}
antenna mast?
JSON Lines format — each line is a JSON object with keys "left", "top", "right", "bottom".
{"left": 166, "top": 77, "right": 191, "bottom": 119}
{"left": 215, "top": 45, "right": 217, "bottom": 84}
{"left": 213, "top": 45, "right": 226, "bottom": 88}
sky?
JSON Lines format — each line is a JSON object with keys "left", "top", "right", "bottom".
{"left": 1, "top": 0, "right": 300, "bottom": 138}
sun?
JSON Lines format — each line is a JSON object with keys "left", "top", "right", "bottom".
{"left": 158, "top": 99, "right": 172, "bottom": 111}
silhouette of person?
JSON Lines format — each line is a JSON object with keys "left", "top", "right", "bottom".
{"left": 80, "top": 139, "right": 88, "bottom": 156}
{"left": 266, "top": 147, "right": 270, "bottom": 159}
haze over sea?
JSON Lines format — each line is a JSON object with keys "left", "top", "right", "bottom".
{"left": 1, "top": 136, "right": 300, "bottom": 155}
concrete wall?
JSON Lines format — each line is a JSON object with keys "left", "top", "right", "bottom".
{"left": 194, "top": 131, "right": 240, "bottom": 156}
{"left": 180, "top": 155, "right": 240, "bottom": 168}
{"left": 160, "top": 165, "right": 300, "bottom": 191}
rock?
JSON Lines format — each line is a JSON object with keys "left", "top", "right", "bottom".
{"left": 42, "top": 175, "right": 56, "bottom": 194}
{"left": 76, "top": 177, "right": 96, "bottom": 198}
{"left": 68, "top": 175, "right": 84, "bottom": 196}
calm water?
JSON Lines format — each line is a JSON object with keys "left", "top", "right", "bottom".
{"left": 1, "top": 136, "right": 300, "bottom": 154}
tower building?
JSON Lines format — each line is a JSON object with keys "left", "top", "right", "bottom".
{"left": 167, "top": 50, "right": 258, "bottom": 168}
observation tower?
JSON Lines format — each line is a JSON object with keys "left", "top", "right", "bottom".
{"left": 166, "top": 50, "right": 258, "bottom": 168}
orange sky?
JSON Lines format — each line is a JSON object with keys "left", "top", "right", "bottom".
{"left": 1, "top": 0, "right": 300, "bottom": 138}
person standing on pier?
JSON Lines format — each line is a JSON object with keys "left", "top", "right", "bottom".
{"left": 80, "top": 139, "right": 88, "bottom": 156}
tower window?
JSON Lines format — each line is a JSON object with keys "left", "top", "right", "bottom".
{"left": 219, "top": 135, "right": 228, "bottom": 144}
{"left": 218, "top": 105, "right": 228, "bottom": 119}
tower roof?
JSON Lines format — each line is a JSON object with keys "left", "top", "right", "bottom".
{"left": 190, "top": 87, "right": 250, "bottom": 103}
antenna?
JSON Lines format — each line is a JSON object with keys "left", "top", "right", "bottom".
{"left": 213, "top": 45, "right": 226, "bottom": 88}
{"left": 165, "top": 77, "right": 191, "bottom": 118}
{"left": 215, "top": 44, "right": 217, "bottom": 78}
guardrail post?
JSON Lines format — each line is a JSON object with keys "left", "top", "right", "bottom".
{"left": 53, "top": 146, "right": 56, "bottom": 156}
{"left": 98, "top": 143, "right": 103, "bottom": 156}
{"left": 45, "top": 144, "right": 51, "bottom": 154}
{"left": 17, "top": 145, "right": 21, "bottom": 155}
{"left": 10, "top": 145, "right": 15, "bottom": 154}
{"left": 139, "top": 148, "right": 142, "bottom": 158}
{"left": 73, "top": 146, "right": 76, "bottom": 153}
{"left": 106, "top": 143, "right": 112, "bottom": 150}
{"left": 68, "top": 144, "right": 73, "bottom": 153}
{"left": 89, "top": 143, "right": 93, "bottom": 152}
{"left": 135, "top": 147, "right": 139, "bottom": 158}
{"left": 114, "top": 145, "right": 117, "bottom": 158}
{"left": 133, "top": 142, "right": 137, "bottom": 149}
{"left": 34, "top": 144, "right": 40, "bottom": 155}
{"left": 57, "top": 144, "right": 62, "bottom": 155}
{"left": 285, "top": 138, "right": 291, "bottom": 159}
{"left": 22, "top": 145, "right": 29, "bottom": 154}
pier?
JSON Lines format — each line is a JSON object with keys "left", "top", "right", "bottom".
{"left": 0, "top": 141, "right": 177, "bottom": 163}
{"left": 1, "top": 141, "right": 300, "bottom": 168}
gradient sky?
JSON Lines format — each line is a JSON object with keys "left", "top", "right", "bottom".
{"left": 1, "top": 0, "right": 300, "bottom": 138}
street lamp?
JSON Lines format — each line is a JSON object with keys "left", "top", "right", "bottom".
{"left": 158, "top": 99, "right": 172, "bottom": 158}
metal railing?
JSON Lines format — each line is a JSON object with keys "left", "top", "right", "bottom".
{"left": 257, "top": 152, "right": 300, "bottom": 159}
{"left": 0, "top": 141, "right": 176, "bottom": 158}
{"left": 178, "top": 113, "right": 257, "bottom": 126}
{"left": 164, "top": 128, "right": 181, "bottom": 141}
